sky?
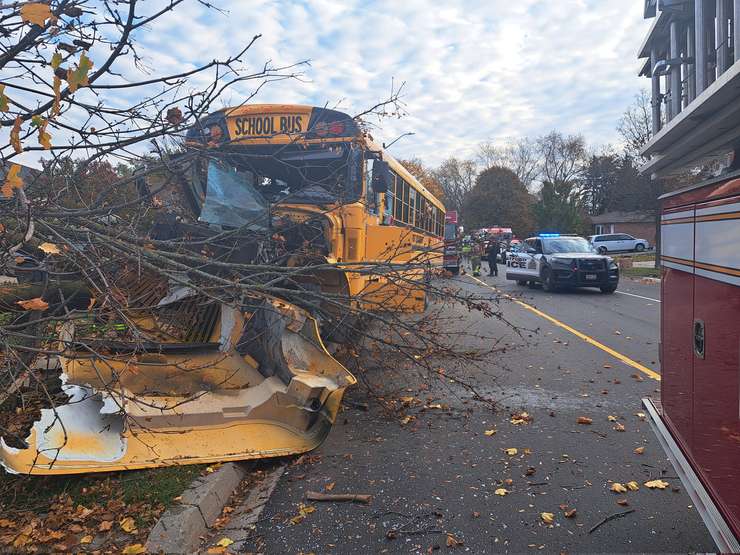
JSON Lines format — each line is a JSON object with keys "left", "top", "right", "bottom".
{"left": 6, "top": 0, "right": 653, "bottom": 169}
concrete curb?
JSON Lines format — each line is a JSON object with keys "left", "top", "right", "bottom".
{"left": 219, "top": 463, "right": 287, "bottom": 551}
{"left": 145, "top": 463, "right": 248, "bottom": 555}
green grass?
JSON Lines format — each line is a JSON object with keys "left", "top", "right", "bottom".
{"left": 614, "top": 253, "right": 655, "bottom": 262}
{"left": 621, "top": 266, "right": 660, "bottom": 278}
{"left": 0, "top": 464, "right": 204, "bottom": 514}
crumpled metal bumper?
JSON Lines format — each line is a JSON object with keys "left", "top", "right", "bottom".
{"left": 0, "top": 297, "right": 355, "bottom": 475}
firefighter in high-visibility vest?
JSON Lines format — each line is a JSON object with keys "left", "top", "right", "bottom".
{"left": 471, "top": 242, "right": 482, "bottom": 277}
{"left": 461, "top": 241, "right": 472, "bottom": 266}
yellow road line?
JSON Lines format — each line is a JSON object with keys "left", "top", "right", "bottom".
{"left": 468, "top": 275, "right": 661, "bottom": 382}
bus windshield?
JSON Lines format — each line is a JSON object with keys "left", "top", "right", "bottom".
{"left": 203, "top": 143, "right": 362, "bottom": 209}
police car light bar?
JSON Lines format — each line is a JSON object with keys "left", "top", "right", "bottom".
{"left": 538, "top": 233, "right": 560, "bottom": 238}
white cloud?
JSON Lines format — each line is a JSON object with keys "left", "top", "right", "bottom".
{"left": 3, "top": 0, "right": 651, "bottom": 168}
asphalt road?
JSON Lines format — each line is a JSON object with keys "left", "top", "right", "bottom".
{"left": 241, "top": 267, "right": 714, "bottom": 554}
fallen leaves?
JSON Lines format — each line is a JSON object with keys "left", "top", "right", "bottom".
{"left": 484, "top": 429, "right": 497, "bottom": 436}
{"left": 494, "top": 488, "right": 508, "bottom": 496}
{"left": 289, "top": 503, "right": 316, "bottom": 525}
{"left": 16, "top": 297, "right": 49, "bottom": 311}
{"left": 626, "top": 481, "right": 640, "bottom": 491}
{"left": 120, "top": 516, "right": 137, "bottom": 533}
{"left": 613, "top": 423, "right": 626, "bottom": 432}
{"left": 216, "top": 537, "right": 234, "bottom": 548}
{"left": 616, "top": 498, "right": 629, "bottom": 506}
{"left": 38, "top": 242, "right": 60, "bottom": 255}
{"left": 576, "top": 416, "right": 593, "bottom": 425}
{"left": 122, "top": 545, "right": 147, "bottom": 555}
{"left": 645, "top": 479, "right": 669, "bottom": 489}
{"left": 540, "top": 512, "right": 554, "bottom": 525}
{"left": 446, "top": 533, "right": 464, "bottom": 548}
{"left": 634, "top": 447, "right": 645, "bottom": 455}
{"left": 610, "top": 483, "right": 628, "bottom": 493}
{"left": 504, "top": 448, "right": 518, "bottom": 456}
{"left": 607, "top": 415, "right": 618, "bottom": 422}
{"left": 564, "top": 508, "right": 577, "bottom": 518}
{"left": 510, "top": 411, "right": 532, "bottom": 425}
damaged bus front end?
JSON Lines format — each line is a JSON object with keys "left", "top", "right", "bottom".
{"left": 1, "top": 285, "right": 354, "bottom": 474}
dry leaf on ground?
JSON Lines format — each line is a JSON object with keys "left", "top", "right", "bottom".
{"left": 541, "top": 512, "right": 555, "bottom": 525}
{"left": 494, "top": 488, "right": 508, "bottom": 496}
{"left": 120, "top": 516, "right": 137, "bottom": 533}
{"left": 504, "top": 448, "right": 518, "bottom": 456}
{"left": 610, "top": 483, "right": 627, "bottom": 493}
{"left": 634, "top": 447, "right": 645, "bottom": 455}
{"left": 626, "top": 481, "right": 640, "bottom": 491}
{"left": 17, "top": 297, "right": 49, "bottom": 311}
{"left": 577, "top": 416, "right": 592, "bottom": 425}
{"left": 645, "top": 479, "right": 669, "bottom": 489}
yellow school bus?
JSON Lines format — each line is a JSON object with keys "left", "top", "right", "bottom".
{"left": 186, "top": 104, "right": 446, "bottom": 314}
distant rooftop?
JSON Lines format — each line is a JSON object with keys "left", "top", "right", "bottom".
{"left": 638, "top": 0, "right": 740, "bottom": 178}
{"left": 590, "top": 210, "right": 656, "bottom": 224}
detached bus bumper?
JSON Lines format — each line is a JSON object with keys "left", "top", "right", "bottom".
{"left": 642, "top": 398, "right": 740, "bottom": 553}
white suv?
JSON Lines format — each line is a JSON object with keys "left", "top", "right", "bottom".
{"left": 589, "top": 233, "right": 649, "bottom": 254}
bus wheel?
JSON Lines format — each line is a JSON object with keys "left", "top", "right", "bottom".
{"left": 516, "top": 280, "right": 527, "bottom": 286}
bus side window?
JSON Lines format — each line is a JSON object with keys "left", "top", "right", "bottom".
{"left": 365, "top": 157, "right": 376, "bottom": 214}
{"left": 383, "top": 173, "right": 395, "bottom": 223}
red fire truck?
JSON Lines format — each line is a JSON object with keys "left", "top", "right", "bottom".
{"left": 443, "top": 210, "right": 460, "bottom": 275}
{"left": 638, "top": 3, "right": 740, "bottom": 551}
{"left": 643, "top": 174, "right": 740, "bottom": 551}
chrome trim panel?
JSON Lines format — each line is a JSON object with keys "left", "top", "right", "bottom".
{"left": 642, "top": 398, "right": 740, "bottom": 553}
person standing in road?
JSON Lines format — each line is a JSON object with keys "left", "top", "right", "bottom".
{"left": 471, "top": 242, "right": 482, "bottom": 277}
{"left": 487, "top": 240, "right": 499, "bottom": 276}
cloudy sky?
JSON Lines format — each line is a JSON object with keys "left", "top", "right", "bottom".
{"left": 9, "top": 0, "right": 653, "bottom": 168}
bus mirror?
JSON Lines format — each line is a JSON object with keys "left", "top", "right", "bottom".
{"left": 372, "top": 160, "right": 392, "bottom": 194}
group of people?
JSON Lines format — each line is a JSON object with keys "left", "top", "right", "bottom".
{"left": 462, "top": 239, "right": 500, "bottom": 277}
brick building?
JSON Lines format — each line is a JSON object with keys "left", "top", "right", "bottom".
{"left": 590, "top": 211, "right": 657, "bottom": 244}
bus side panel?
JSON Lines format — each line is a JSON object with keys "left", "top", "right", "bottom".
{"left": 660, "top": 208, "right": 696, "bottom": 449}
{"left": 691, "top": 196, "right": 740, "bottom": 538}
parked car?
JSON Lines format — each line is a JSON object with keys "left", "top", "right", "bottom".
{"left": 588, "top": 233, "right": 649, "bottom": 254}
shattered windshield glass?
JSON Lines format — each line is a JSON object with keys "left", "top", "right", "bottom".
{"left": 206, "top": 143, "right": 361, "bottom": 208}
{"left": 199, "top": 160, "right": 269, "bottom": 229}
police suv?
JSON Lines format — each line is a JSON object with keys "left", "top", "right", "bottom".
{"left": 505, "top": 234, "right": 619, "bottom": 293}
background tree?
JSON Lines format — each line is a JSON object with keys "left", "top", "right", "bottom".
{"left": 533, "top": 180, "right": 590, "bottom": 235}
{"left": 432, "top": 157, "right": 477, "bottom": 213}
{"left": 399, "top": 158, "right": 445, "bottom": 201}
{"left": 461, "top": 166, "right": 534, "bottom": 237}
{"left": 477, "top": 138, "right": 540, "bottom": 189}
{"left": 537, "top": 131, "right": 588, "bottom": 185}
{"left": 617, "top": 89, "right": 653, "bottom": 160}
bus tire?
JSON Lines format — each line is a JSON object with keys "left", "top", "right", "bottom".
{"left": 516, "top": 280, "right": 527, "bottom": 286}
